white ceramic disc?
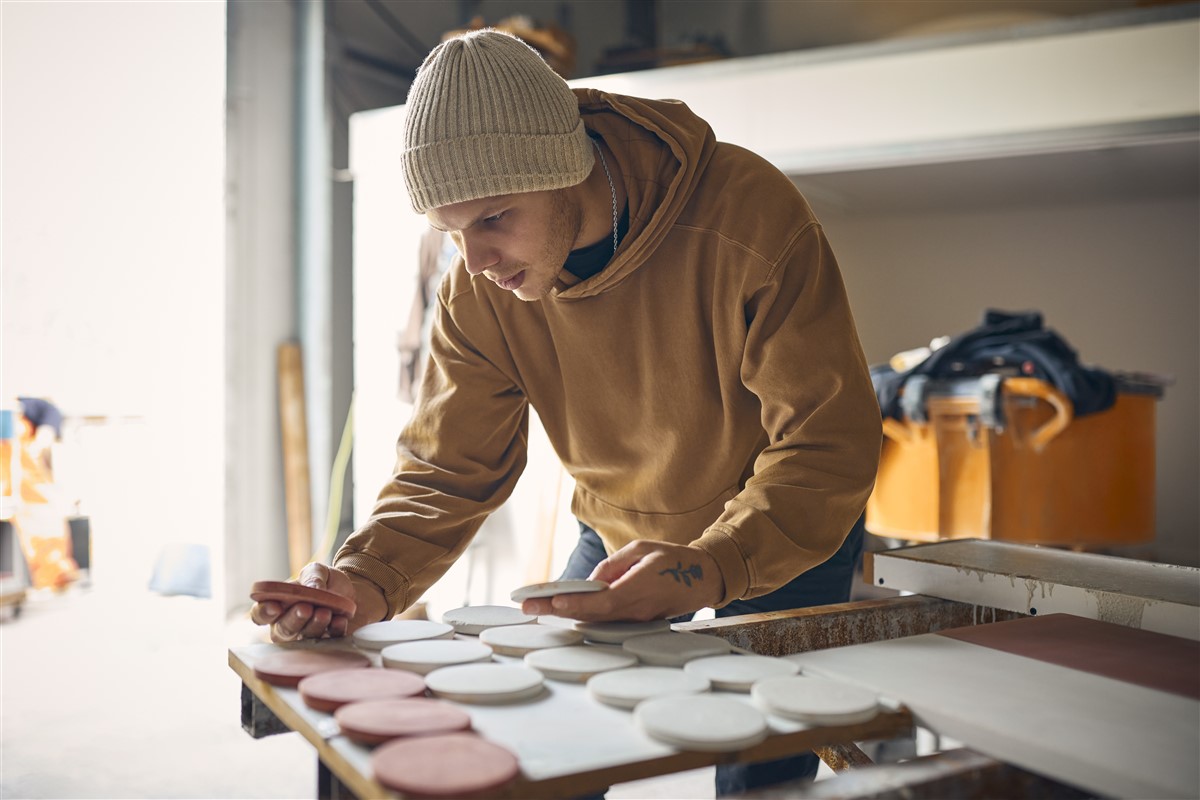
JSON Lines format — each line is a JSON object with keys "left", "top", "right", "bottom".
{"left": 635, "top": 694, "right": 769, "bottom": 752}
{"left": 683, "top": 654, "right": 800, "bottom": 692}
{"left": 535, "top": 615, "right": 579, "bottom": 629}
{"left": 478, "top": 623, "right": 584, "bottom": 656}
{"left": 510, "top": 579, "right": 607, "bottom": 603}
{"left": 441, "top": 605, "right": 536, "bottom": 635}
{"left": 352, "top": 619, "right": 455, "bottom": 651}
{"left": 381, "top": 639, "right": 493, "bottom": 674}
{"left": 586, "top": 666, "right": 710, "bottom": 709}
{"left": 622, "top": 630, "right": 732, "bottom": 666}
{"left": 574, "top": 619, "right": 671, "bottom": 644}
{"left": 425, "top": 663, "right": 545, "bottom": 704}
{"left": 751, "top": 675, "right": 880, "bottom": 725}
{"left": 523, "top": 646, "right": 638, "bottom": 682}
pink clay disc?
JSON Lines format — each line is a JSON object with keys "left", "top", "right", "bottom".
{"left": 252, "top": 649, "right": 371, "bottom": 688}
{"left": 371, "top": 732, "right": 519, "bottom": 796}
{"left": 250, "top": 580, "right": 357, "bottom": 617}
{"left": 298, "top": 667, "right": 426, "bottom": 713}
{"left": 335, "top": 697, "right": 472, "bottom": 746}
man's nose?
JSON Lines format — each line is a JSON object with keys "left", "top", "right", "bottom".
{"left": 457, "top": 234, "right": 498, "bottom": 276}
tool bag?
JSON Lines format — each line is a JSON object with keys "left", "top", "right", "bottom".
{"left": 866, "top": 311, "right": 1165, "bottom": 546}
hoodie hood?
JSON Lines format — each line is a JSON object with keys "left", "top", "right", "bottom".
{"left": 552, "top": 89, "right": 718, "bottom": 300}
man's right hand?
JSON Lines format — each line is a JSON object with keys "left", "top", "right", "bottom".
{"left": 249, "top": 563, "right": 387, "bottom": 643}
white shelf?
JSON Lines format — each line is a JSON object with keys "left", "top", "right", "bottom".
{"left": 869, "top": 539, "right": 1200, "bottom": 640}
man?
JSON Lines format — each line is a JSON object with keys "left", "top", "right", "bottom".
{"left": 253, "top": 30, "right": 879, "bottom": 792}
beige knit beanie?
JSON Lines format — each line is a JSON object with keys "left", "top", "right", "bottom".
{"left": 401, "top": 29, "right": 595, "bottom": 213}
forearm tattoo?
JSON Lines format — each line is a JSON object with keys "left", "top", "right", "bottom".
{"left": 659, "top": 561, "right": 703, "bottom": 587}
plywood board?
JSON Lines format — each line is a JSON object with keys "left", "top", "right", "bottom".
{"left": 939, "top": 614, "right": 1199, "bottom": 699}
{"left": 869, "top": 539, "right": 1200, "bottom": 639}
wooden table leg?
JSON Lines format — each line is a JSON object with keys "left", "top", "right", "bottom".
{"left": 815, "top": 741, "right": 874, "bottom": 772}
{"left": 240, "top": 682, "right": 290, "bottom": 739}
{"left": 317, "top": 758, "right": 360, "bottom": 800}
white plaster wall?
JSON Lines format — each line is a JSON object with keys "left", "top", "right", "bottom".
{"left": 1, "top": 2, "right": 226, "bottom": 593}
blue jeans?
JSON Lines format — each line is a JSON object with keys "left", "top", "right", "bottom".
{"left": 560, "top": 516, "right": 865, "bottom": 795}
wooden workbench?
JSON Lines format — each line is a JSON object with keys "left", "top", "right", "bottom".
{"left": 236, "top": 557, "right": 1183, "bottom": 799}
{"left": 230, "top": 636, "right": 913, "bottom": 799}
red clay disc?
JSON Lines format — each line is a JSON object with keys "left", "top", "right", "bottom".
{"left": 298, "top": 667, "right": 427, "bottom": 713}
{"left": 371, "top": 732, "right": 519, "bottom": 797}
{"left": 253, "top": 648, "right": 371, "bottom": 688}
{"left": 250, "top": 580, "right": 357, "bottom": 618}
{"left": 335, "top": 697, "right": 472, "bottom": 746}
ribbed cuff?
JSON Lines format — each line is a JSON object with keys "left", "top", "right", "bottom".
{"left": 335, "top": 552, "right": 411, "bottom": 620}
{"left": 690, "top": 526, "right": 750, "bottom": 608}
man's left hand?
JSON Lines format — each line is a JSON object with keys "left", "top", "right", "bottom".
{"left": 521, "top": 541, "right": 724, "bottom": 622}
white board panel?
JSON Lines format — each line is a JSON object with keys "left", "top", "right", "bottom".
{"left": 790, "top": 633, "right": 1199, "bottom": 799}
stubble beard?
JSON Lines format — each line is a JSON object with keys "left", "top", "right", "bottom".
{"left": 512, "top": 189, "right": 582, "bottom": 302}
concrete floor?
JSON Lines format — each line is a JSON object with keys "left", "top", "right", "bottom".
{"left": 1, "top": 583, "right": 316, "bottom": 799}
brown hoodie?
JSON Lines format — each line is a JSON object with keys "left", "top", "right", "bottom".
{"left": 335, "top": 89, "right": 881, "bottom": 617}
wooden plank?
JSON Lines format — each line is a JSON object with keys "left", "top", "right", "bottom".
{"left": 940, "top": 613, "right": 1200, "bottom": 699}
{"left": 870, "top": 539, "right": 1200, "bottom": 639}
{"left": 813, "top": 742, "right": 873, "bottom": 773}
{"left": 278, "top": 342, "right": 312, "bottom": 577}
{"left": 788, "top": 628, "right": 1200, "bottom": 799}
{"left": 676, "top": 596, "right": 1020, "bottom": 657}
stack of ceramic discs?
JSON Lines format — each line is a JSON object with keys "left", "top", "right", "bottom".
{"left": 425, "top": 662, "right": 545, "bottom": 704}
{"left": 352, "top": 619, "right": 454, "bottom": 651}
{"left": 372, "top": 732, "right": 520, "bottom": 797}
{"left": 335, "top": 697, "right": 472, "bottom": 746}
{"left": 683, "top": 654, "right": 800, "bottom": 692}
{"left": 634, "top": 694, "right": 769, "bottom": 752}
{"left": 441, "top": 604, "right": 535, "bottom": 635}
{"left": 253, "top": 649, "right": 371, "bottom": 687}
{"left": 479, "top": 623, "right": 584, "bottom": 656}
{"left": 298, "top": 667, "right": 426, "bottom": 712}
{"left": 575, "top": 619, "right": 670, "bottom": 644}
{"left": 509, "top": 579, "right": 607, "bottom": 603}
{"left": 381, "top": 639, "right": 493, "bottom": 675}
{"left": 621, "top": 630, "right": 732, "bottom": 666}
{"left": 751, "top": 675, "right": 881, "bottom": 725}
{"left": 586, "top": 666, "right": 710, "bottom": 709}
{"left": 249, "top": 580, "right": 357, "bottom": 619}
{"left": 524, "top": 645, "right": 637, "bottom": 682}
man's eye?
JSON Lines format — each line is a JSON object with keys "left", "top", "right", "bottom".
{"left": 483, "top": 212, "right": 505, "bottom": 224}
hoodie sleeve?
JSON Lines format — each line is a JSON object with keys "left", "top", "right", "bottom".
{"left": 334, "top": 293, "right": 529, "bottom": 618}
{"left": 692, "top": 221, "right": 881, "bottom": 606}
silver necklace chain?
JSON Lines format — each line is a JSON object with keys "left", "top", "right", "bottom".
{"left": 592, "top": 139, "right": 619, "bottom": 257}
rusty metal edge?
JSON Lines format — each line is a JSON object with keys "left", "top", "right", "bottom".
{"left": 676, "top": 596, "right": 1021, "bottom": 656}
